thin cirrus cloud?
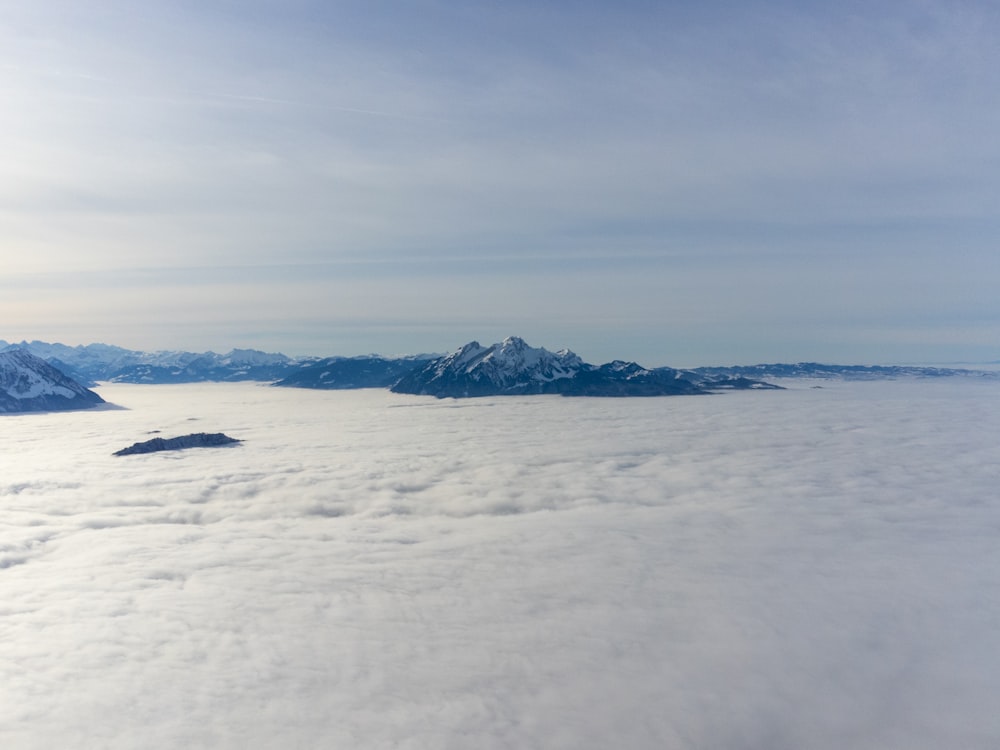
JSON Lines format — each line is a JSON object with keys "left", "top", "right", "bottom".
{"left": 2, "top": 379, "right": 1000, "bottom": 748}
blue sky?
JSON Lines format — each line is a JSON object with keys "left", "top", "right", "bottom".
{"left": 2, "top": 0, "right": 998, "bottom": 365}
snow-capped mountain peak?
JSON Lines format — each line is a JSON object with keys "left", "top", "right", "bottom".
{"left": 426, "top": 336, "right": 582, "bottom": 387}
{"left": 483, "top": 337, "right": 582, "bottom": 381}
{"left": 451, "top": 340, "right": 489, "bottom": 370}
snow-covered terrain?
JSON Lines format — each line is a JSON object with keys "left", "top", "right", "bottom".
{"left": 2, "top": 380, "right": 1000, "bottom": 748}
{"left": 0, "top": 349, "right": 105, "bottom": 412}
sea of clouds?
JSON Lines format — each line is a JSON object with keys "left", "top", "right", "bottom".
{"left": 2, "top": 379, "right": 999, "bottom": 749}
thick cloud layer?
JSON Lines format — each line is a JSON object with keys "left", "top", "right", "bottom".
{"left": 2, "top": 380, "right": 999, "bottom": 748}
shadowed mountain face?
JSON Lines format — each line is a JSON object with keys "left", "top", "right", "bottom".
{"left": 0, "top": 349, "right": 106, "bottom": 413}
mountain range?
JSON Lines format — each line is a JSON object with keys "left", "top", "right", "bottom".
{"left": 0, "top": 340, "right": 307, "bottom": 385}
{"left": 2, "top": 337, "right": 997, "bottom": 410}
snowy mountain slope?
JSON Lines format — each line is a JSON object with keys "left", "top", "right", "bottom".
{"left": 0, "top": 349, "right": 106, "bottom": 413}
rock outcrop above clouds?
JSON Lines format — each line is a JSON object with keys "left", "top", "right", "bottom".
{"left": 0, "top": 349, "right": 106, "bottom": 413}
{"left": 113, "top": 432, "right": 242, "bottom": 456}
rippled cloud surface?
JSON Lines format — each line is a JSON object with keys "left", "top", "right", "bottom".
{"left": 3, "top": 380, "right": 999, "bottom": 749}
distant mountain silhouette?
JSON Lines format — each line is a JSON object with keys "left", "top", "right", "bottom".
{"left": 273, "top": 355, "right": 429, "bottom": 389}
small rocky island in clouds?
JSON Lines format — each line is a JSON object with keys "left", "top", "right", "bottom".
{"left": 113, "top": 432, "right": 242, "bottom": 456}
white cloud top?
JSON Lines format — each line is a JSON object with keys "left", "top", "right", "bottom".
{"left": 2, "top": 379, "right": 999, "bottom": 747}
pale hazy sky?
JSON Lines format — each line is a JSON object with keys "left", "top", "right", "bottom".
{"left": 2, "top": 1, "right": 998, "bottom": 366}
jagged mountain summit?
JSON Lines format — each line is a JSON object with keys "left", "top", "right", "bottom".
{"left": 390, "top": 336, "right": 713, "bottom": 398}
{"left": 0, "top": 349, "right": 106, "bottom": 413}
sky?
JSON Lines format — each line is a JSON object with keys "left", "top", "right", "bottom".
{"left": 2, "top": 0, "right": 998, "bottom": 366}
{"left": 3, "top": 379, "right": 1000, "bottom": 748}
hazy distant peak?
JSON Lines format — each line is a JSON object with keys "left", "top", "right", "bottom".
{"left": 221, "top": 349, "right": 291, "bottom": 366}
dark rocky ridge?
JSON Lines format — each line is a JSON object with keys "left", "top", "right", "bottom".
{"left": 113, "top": 432, "right": 242, "bottom": 456}
{"left": 7, "top": 338, "right": 993, "bottom": 396}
